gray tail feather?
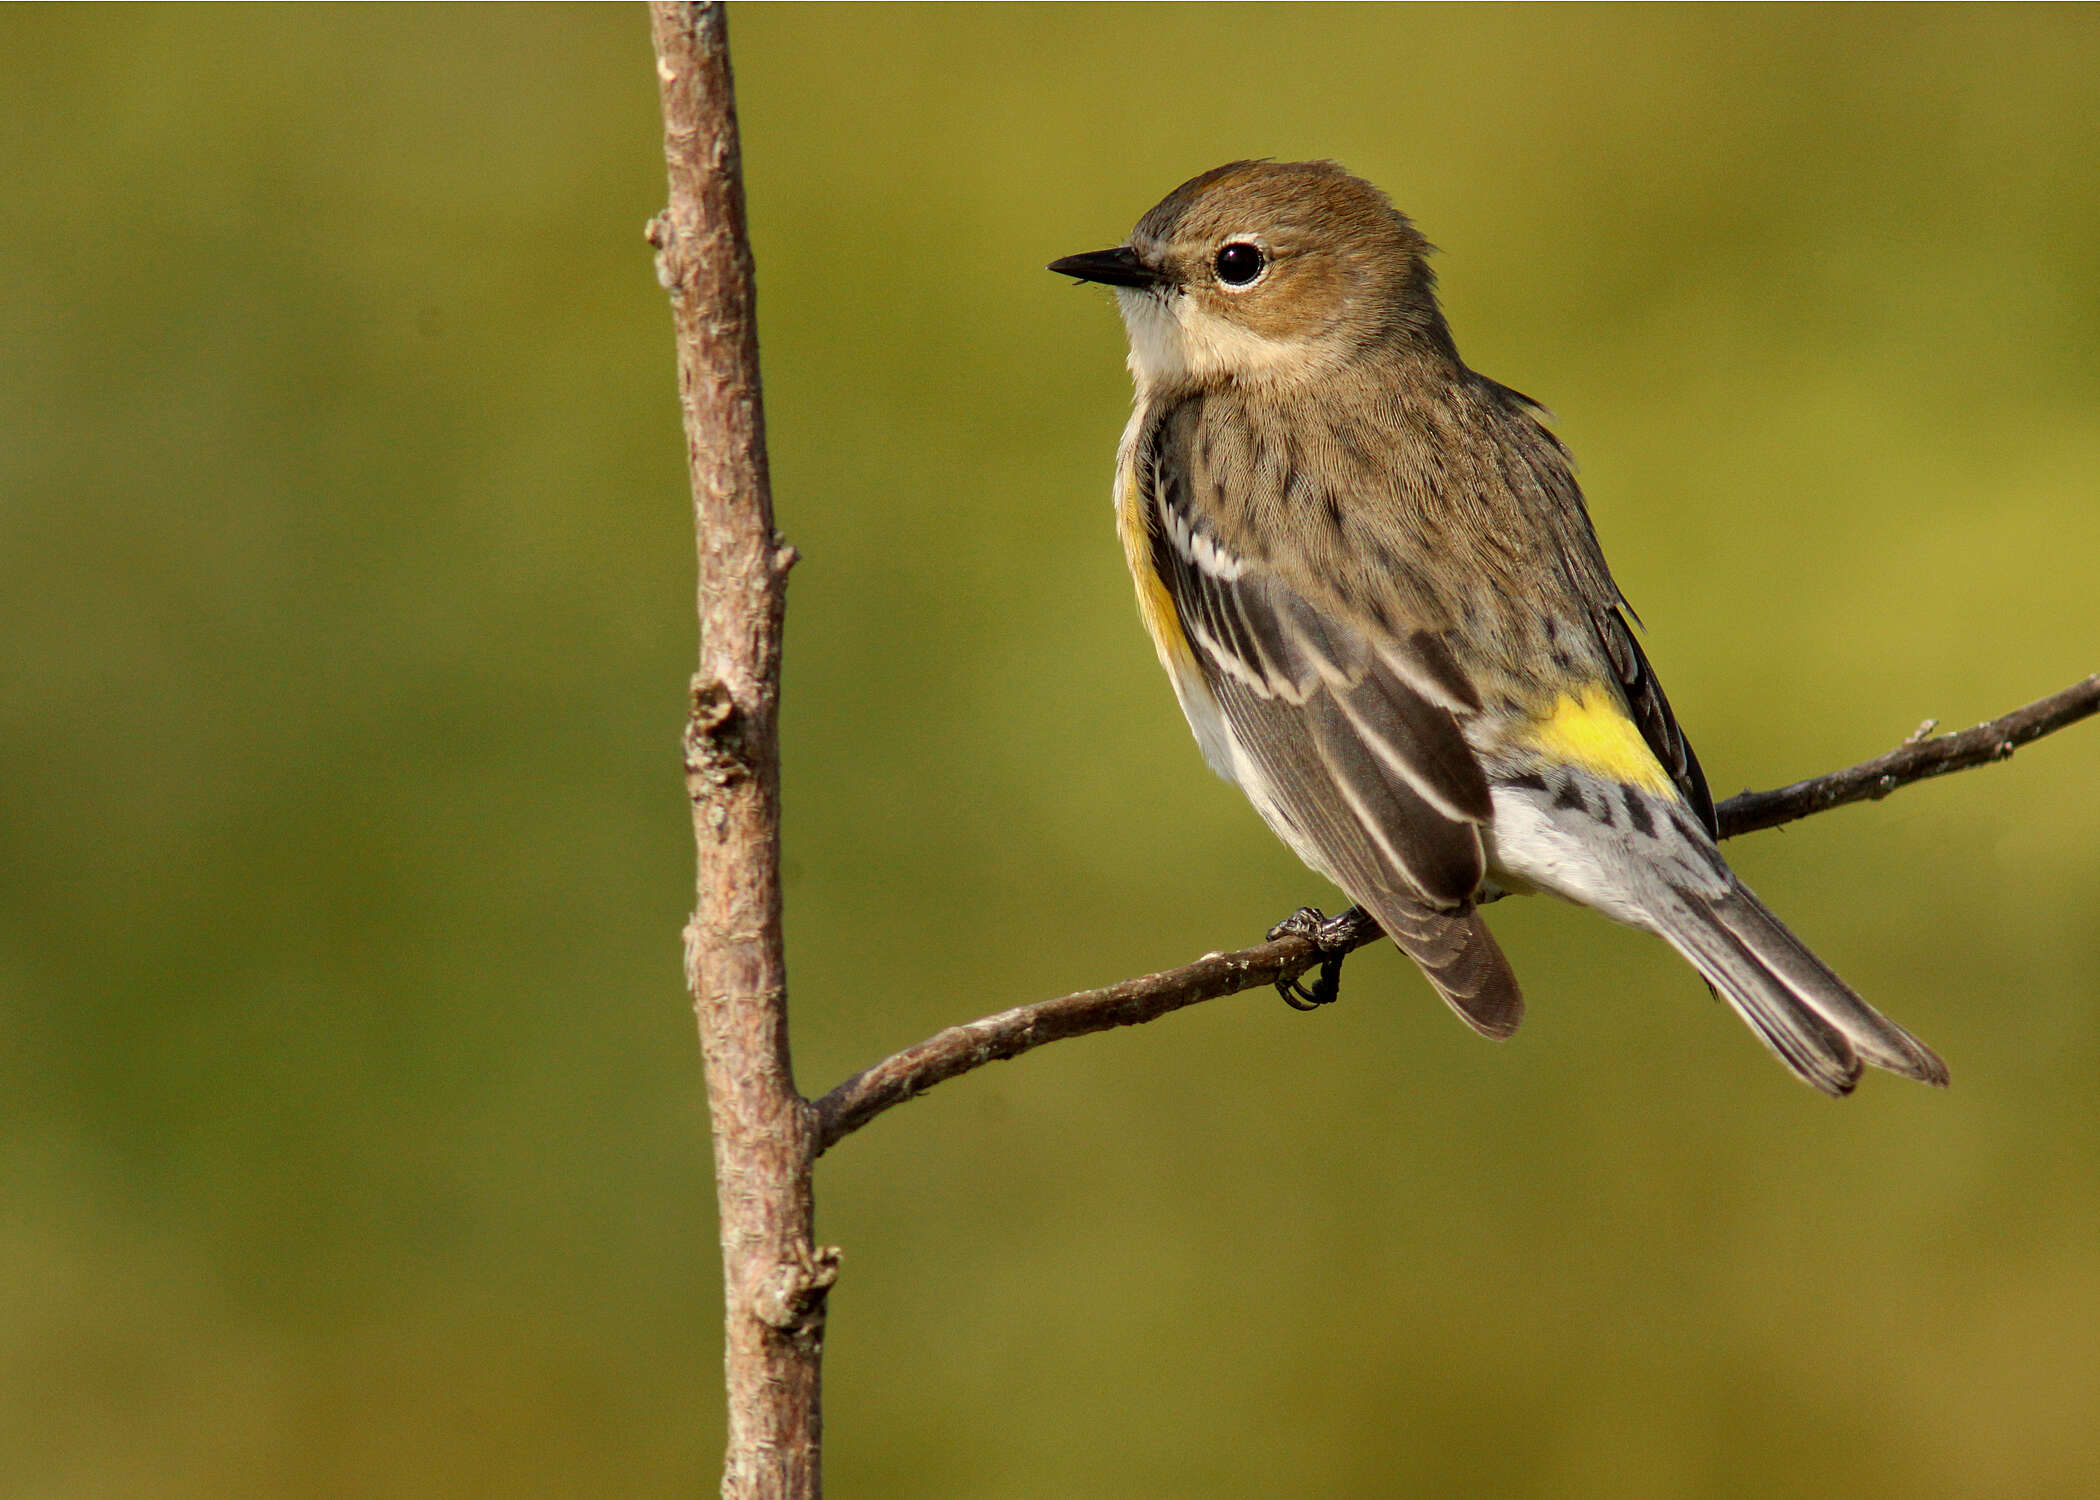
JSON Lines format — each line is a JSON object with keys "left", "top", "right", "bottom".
{"left": 1655, "top": 882, "right": 1949, "bottom": 1096}
{"left": 1369, "top": 898, "right": 1525, "bottom": 1041}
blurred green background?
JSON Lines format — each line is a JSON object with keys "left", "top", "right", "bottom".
{"left": 5, "top": 5, "right": 2098, "bottom": 1496}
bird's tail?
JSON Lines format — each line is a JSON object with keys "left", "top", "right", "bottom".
{"left": 1368, "top": 896, "right": 1526, "bottom": 1041}
{"left": 1652, "top": 880, "right": 1948, "bottom": 1096}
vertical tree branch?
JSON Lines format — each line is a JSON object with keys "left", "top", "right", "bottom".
{"left": 649, "top": 5, "right": 830, "bottom": 1496}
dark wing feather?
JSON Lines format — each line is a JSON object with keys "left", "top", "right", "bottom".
{"left": 1154, "top": 502, "right": 1490, "bottom": 897}
{"left": 1147, "top": 468, "right": 1523, "bottom": 1037}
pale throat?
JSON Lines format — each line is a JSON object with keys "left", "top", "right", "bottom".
{"left": 1113, "top": 286, "right": 1316, "bottom": 392}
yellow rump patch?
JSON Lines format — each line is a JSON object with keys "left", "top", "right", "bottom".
{"left": 1523, "top": 686, "right": 1678, "bottom": 796}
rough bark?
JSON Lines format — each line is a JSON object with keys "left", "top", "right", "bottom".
{"left": 650, "top": 5, "right": 832, "bottom": 1496}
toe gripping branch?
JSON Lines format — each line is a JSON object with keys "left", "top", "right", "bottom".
{"left": 1266, "top": 905, "right": 1378, "bottom": 1011}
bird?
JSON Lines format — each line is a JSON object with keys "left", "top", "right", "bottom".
{"left": 1048, "top": 159, "right": 1946, "bottom": 1096}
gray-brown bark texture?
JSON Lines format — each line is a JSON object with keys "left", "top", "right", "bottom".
{"left": 650, "top": 5, "right": 832, "bottom": 1497}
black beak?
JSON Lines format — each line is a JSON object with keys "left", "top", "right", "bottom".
{"left": 1048, "top": 246, "right": 1164, "bottom": 289}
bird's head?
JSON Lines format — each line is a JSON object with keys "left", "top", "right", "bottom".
{"left": 1050, "top": 160, "right": 1450, "bottom": 392}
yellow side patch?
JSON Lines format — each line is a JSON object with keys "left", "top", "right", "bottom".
{"left": 1523, "top": 686, "right": 1678, "bottom": 795}
{"left": 1115, "top": 461, "right": 1191, "bottom": 668}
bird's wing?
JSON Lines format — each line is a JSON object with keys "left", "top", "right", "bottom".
{"left": 1144, "top": 462, "right": 1524, "bottom": 1036}
{"left": 1151, "top": 482, "right": 1488, "bottom": 901}
{"left": 1471, "top": 384, "right": 1719, "bottom": 836}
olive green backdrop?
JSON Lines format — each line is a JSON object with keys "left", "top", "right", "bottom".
{"left": 5, "top": 6, "right": 2098, "bottom": 1497}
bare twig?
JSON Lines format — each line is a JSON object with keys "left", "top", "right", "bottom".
{"left": 1714, "top": 675, "right": 2098, "bottom": 838}
{"left": 813, "top": 935, "right": 1335, "bottom": 1148}
{"left": 814, "top": 676, "right": 2098, "bottom": 1152}
{"left": 651, "top": 5, "right": 829, "bottom": 1498}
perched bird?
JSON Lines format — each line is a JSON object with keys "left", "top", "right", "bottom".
{"left": 1049, "top": 160, "right": 1946, "bottom": 1096}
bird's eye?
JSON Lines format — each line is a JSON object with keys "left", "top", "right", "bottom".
{"left": 1213, "top": 242, "right": 1266, "bottom": 287}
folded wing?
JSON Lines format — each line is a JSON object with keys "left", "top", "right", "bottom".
{"left": 1149, "top": 480, "right": 1524, "bottom": 1037}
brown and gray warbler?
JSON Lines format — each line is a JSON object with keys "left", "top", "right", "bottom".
{"left": 1050, "top": 159, "right": 1946, "bottom": 1095}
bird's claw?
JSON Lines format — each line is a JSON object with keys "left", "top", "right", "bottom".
{"left": 1276, "top": 966, "right": 1341, "bottom": 1011}
{"left": 1267, "top": 906, "right": 1364, "bottom": 1011}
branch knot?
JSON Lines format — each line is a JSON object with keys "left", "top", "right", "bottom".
{"left": 751, "top": 1244, "right": 842, "bottom": 1335}
{"left": 646, "top": 212, "right": 681, "bottom": 291}
{"left": 685, "top": 676, "right": 757, "bottom": 793}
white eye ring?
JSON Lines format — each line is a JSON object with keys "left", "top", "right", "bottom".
{"left": 1212, "top": 240, "right": 1267, "bottom": 289}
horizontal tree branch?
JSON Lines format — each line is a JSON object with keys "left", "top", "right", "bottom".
{"left": 813, "top": 675, "right": 2098, "bottom": 1153}
{"left": 1713, "top": 674, "right": 2099, "bottom": 837}
{"left": 813, "top": 935, "right": 1323, "bottom": 1149}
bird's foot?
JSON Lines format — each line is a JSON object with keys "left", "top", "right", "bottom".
{"left": 1266, "top": 906, "right": 1372, "bottom": 1011}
